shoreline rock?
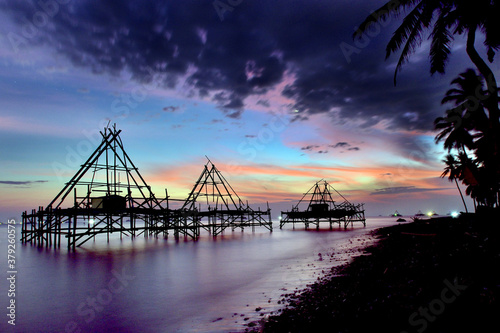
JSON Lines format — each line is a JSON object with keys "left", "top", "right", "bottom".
{"left": 248, "top": 215, "right": 500, "bottom": 332}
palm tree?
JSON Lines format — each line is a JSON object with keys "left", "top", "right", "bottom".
{"left": 434, "top": 69, "right": 488, "bottom": 153}
{"left": 435, "top": 69, "right": 500, "bottom": 207}
{"left": 353, "top": 0, "right": 500, "bottom": 125}
{"left": 434, "top": 107, "right": 475, "bottom": 153}
{"left": 355, "top": 1, "right": 500, "bottom": 208}
{"left": 440, "top": 69, "right": 489, "bottom": 131}
{"left": 441, "top": 153, "right": 468, "bottom": 212}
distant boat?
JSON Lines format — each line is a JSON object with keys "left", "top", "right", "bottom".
{"left": 391, "top": 210, "right": 402, "bottom": 217}
{"left": 414, "top": 210, "right": 425, "bottom": 217}
{"left": 431, "top": 211, "right": 439, "bottom": 216}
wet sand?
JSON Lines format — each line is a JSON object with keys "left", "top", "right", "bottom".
{"left": 250, "top": 214, "right": 500, "bottom": 332}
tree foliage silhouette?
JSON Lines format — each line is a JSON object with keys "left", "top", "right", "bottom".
{"left": 355, "top": 1, "right": 500, "bottom": 208}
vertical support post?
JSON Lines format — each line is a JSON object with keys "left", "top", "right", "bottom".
{"left": 131, "top": 213, "right": 135, "bottom": 238}
{"left": 68, "top": 216, "right": 71, "bottom": 251}
{"left": 54, "top": 214, "right": 57, "bottom": 248}
{"left": 37, "top": 206, "right": 42, "bottom": 246}
{"left": 73, "top": 213, "right": 77, "bottom": 250}
{"left": 107, "top": 215, "right": 110, "bottom": 243}
{"left": 31, "top": 209, "right": 35, "bottom": 244}
{"left": 58, "top": 210, "right": 62, "bottom": 248}
{"left": 48, "top": 207, "right": 52, "bottom": 248}
{"left": 21, "top": 211, "right": 26, "bottom": 243}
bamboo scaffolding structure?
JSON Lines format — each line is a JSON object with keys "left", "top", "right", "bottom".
{"left": 21, "top": 126, "right": 272, "bottom": 251}
{"left": 280, "top": 180, "right": 366, "bottom": 230}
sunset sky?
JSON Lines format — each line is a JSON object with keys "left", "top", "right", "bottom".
{"left": 2, "top": 0, "right": 494, "bottom": 221}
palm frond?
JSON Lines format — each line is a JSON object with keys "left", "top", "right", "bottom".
{"left": 391, "top": 1, "right": 437, "bottom": 85}
{"left": 440, "top": 154, "right": 460, "bottom": 180}
{"left": 353, "top": 0, "right": 421, "bottom": 39}
{"left": 392, "top": 13, "right": 425, "bottom": 85}
{"left": 441, "top": 89, "right": 464, "bottom": 104}
{"left": 442, "top": 69, "right": 483, "bottom": 105}
{"left": 434, "top": 125, "right": 452, "bottom": 144}
{"left": 440, "top": 168, "right": 450, "bottom": 179}
{"left": 430, "top": 10, "right": 453, "bottom": 74}
{"left": 385, "top": 4, "right": 424, "bottom": 59}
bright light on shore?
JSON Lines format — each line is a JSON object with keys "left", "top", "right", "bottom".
{"left": 89, "top": 218, "right": 95, "bottom": 225}
{"left": 451, "top": 211, "right": 459, "bottom": 218}
{"left": 427, "top": 211, "right": 433, "bottom": 217}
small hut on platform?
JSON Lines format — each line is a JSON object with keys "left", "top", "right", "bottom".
{"left": 177, "top": 157, "right": 272, "bottom": 237}
{"left": 21, "top": 125, "right": 173, "bottom": 250}
{"left": 21, "top": 127, "right": 273, "bottom": 250}
{"left": 280, "top": 180, "right": 365, "bottom": 230}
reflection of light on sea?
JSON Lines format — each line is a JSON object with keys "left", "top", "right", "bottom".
{"left": 10, "top": 217, "right": 397, "bottom": 332}
{"left": 266, "top": 232, "right": 379, "bottom": 320}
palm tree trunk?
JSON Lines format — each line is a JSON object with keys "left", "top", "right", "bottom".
{"left": 455, "top": 178, "right": 469, "bottom": 213}
{"left": 466, "top": 28, "right": 500, "bottom": 212}
{"left": 466, "top": 28, "right": 500, "bottom": 127}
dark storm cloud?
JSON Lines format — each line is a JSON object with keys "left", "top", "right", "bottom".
{"left": 284, "top": 59, "right": 447, "bottom": 131}
{"left": 1, "top": 0, "right": 456, "bottom": 128}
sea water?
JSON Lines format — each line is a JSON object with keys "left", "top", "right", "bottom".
{"left": 0, "top": 217, "right": 400, "bottom": 333}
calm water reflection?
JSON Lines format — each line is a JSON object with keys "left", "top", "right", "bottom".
{"left": 0, "top": 218, "right": 399, "bottom": 332}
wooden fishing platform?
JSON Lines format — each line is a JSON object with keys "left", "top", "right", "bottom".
{"left": 21, "top": 125, "right": 272, "bottom": 250}
{"left": 280, "top": 180, "right": 366, "bottom": 230}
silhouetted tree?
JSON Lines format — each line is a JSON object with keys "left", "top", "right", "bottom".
{"left": 354, "top": 1, "right": 500, "bottom": 107}
{"left": 441, "top": 154, "right": 468, "bottom": 212}
{"left": 434, "top": 69, "right": 488, "bottom": 154}
{"left": 436, "top": 70, "right": 499, "bottom": 207}
{"left": 355, "top": 1, "right": 500, "bottom": 208}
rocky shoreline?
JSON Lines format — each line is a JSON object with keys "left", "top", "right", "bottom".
{"left": 248, "top": 214, "right": 500, "bottom": 332}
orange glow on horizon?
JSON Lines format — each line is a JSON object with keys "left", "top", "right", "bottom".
{"left": 143, "top": 159, "right": 451, "bottom": 206}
